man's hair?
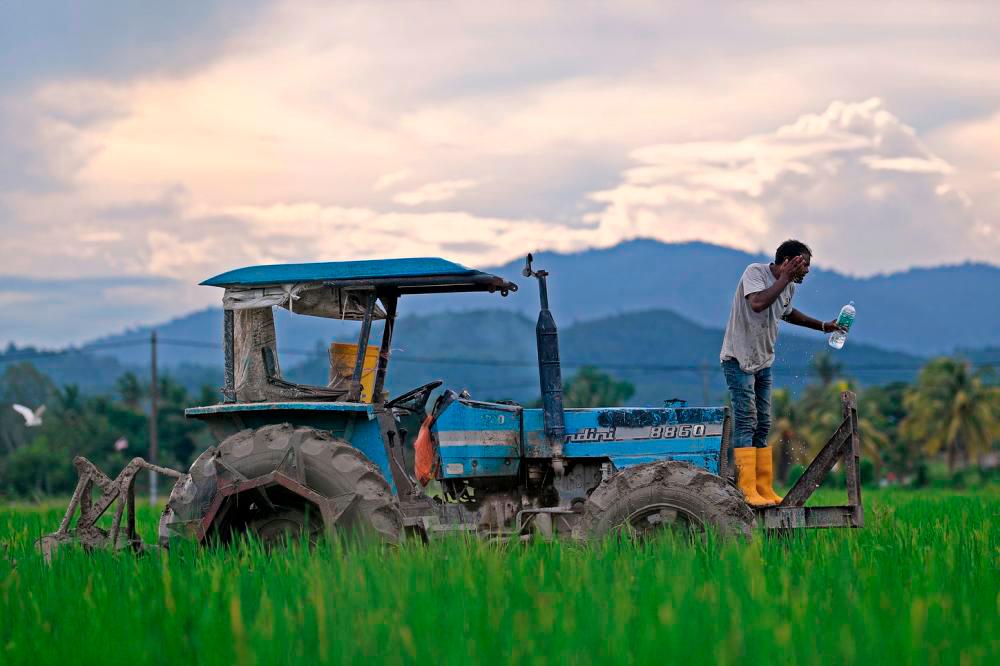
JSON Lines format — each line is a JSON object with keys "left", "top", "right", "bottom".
{"left": 775, "top": 239, "right": 812, "bottom": 264}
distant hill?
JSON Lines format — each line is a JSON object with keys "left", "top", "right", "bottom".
{"left": 417, "top": 239, "right": 1000, "bottom": 356}
{"left": 288, "top": 309, "right": 542, "bottom": 401}
{"left": 76, "top": 307, "right": 345, "bottom": 369}
{"left": 283, "top": 308, "right": 925, "bottom": 406}
{"left": 0, "top": 345, "right": 220, "bottom": 395}
{"left": 2, "top": 307, "right": 931, "bottom": 405}
{"left": 444, "top": 239, "right": 1000, "bottom": 355}
{"left": 78, "top": 239, "right": 999, "bottom": 362}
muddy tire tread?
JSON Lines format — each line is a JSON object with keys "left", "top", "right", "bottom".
{"left": 578, "top": 460, "right": 754, "bottom": 540}
{"left": 161, "top": 424, "right": 402, "bottom": 544}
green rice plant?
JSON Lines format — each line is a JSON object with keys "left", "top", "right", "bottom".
{"left": 1, "top": 490, "right": 997, "bottom": 665}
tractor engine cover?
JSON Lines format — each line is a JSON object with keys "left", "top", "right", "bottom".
{"left": 524, "top": 406, "right": 729, "bottom": 474}
{"left": 431, "top": 398, "right": 522, "bottom": 480}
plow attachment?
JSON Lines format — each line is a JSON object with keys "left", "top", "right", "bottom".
{"left": 36, "top": 456, "right": 184, "bottom": 561}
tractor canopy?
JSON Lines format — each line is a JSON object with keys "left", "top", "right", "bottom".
{"left": 200, "top": 257, "right": 517, "bottom": 405}
{"left": 203, "top": 257, "right": 517, "bottom": 320}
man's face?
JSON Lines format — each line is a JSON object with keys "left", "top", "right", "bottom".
{"left": 791, "top": 253, "right": 811, "bottom": 283}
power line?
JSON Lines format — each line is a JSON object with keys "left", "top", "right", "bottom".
{"left": 1, "top": 335, "right": 996, "bottom": 376}
{"left": 0, "top": 338, "right": 150, "bottom": 362}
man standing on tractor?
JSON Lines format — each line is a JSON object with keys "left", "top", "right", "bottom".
{"left": 720, "top": 240, "right": 847, "bottom": 507}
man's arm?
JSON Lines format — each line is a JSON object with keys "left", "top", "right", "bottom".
{"left": 746, "top": 257, "right": 803, "bottom": 313}
{"left": 782, "top": 308, "right": 847, "bottom": 333}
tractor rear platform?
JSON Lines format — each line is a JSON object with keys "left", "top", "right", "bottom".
{"left": 750, "top": 391, "right": 865, "bottom": 530}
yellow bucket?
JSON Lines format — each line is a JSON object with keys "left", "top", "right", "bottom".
{"left": 329, "top": 342, "right": 380, "bottom": 403}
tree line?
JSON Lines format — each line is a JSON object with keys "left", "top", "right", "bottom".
{"left": 0, "top": 364, "right": 214, "bottom": 497}
{"left": 0, "top": 354, "right": 996, "bottom": 498}
{"left": 535, "top": 354, "right": 998, "bottom": 488}
{"left": 766, "top": 354, "right": 998, "bottom": 487}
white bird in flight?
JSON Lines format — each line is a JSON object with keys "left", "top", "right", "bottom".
{"left": 12, "top": 404, "right": 45, "bottom": 427}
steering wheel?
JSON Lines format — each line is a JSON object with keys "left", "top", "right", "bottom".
{"left": 385, "top": 380, "right": 444, "bottom": 413}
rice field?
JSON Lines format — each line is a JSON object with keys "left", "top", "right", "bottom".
{"left": 1, "top": 489, "right": 997, "bottom": 665}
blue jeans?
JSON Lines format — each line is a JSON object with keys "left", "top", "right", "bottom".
{"left": 721, "top": 358, "right": 772, "bottom": 449}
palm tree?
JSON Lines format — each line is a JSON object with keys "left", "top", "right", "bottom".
{"left": 562, "top": 367, "right": 635, "bottom": 408}
{"left": 766, "top": 388, "right": 808, "bottom": 483}
{"left": 811, "top": 353, "right": 843, "bottom": 387}
{"left": 799, "top": 380, "right": 888, "bottom": 483}
{"left": 901, "top": 358, "right": 998, "bottom": 472}
{"left": 857, "top": 397, "right": 890, "bottom": 482}
{"left": 116, "top": 372, "right": 144, "bottom": 409}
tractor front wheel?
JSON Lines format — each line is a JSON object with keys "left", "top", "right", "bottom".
{"left": 577, "top": 461, "right": 754, "bottom": 541}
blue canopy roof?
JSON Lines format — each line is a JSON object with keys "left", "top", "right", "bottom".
{"left": 201, "top": 257, "right": 517, "bottom": 295}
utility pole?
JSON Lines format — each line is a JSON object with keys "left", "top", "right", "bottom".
{"left": 149, "top": 330, "right": 159, "bottom": 505}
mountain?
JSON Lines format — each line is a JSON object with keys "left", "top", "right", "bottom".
{"left": 286, "top": 309, "right": 541, "bottom": 401}
{"left": 78, "top": 239, "right": 999, "bottom": 363}
{"left": 75, "top": 307, "right": 348, "bottom": 369}
{"left": 416, "top": 239, "right": 999, "bottom": 356}
{"left": 3, "top": 307, "right": 930, "bottom": 405}
{"left": 0, "top": 345, "right": 220, "bottom": 395}
{"left": 283, "top": 308, "right": 924, "bottom": 406}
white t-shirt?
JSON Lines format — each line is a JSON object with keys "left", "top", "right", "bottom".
{"left": 719, "top": 263, "right": 796, "bottom": 373}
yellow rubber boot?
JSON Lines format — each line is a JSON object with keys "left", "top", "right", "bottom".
{"left": 755, "top": 446, "right": 783, "bottom": 506}
{"left": 734, "top": 447, "right": 770, "bottom": 507}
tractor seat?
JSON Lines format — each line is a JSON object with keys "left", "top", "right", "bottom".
{"left": 262, "top": 347, "right": 348, "bottom": 401}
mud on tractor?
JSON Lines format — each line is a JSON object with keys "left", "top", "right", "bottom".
{"left": 39, "top": 255, "right": 864, "bottom": 556}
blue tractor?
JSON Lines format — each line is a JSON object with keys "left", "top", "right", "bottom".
{"left": 41, "top": 255, "right": 864, "bottom": 555}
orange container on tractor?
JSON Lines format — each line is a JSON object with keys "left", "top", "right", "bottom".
{"left": 329, "top": 343, "right": 380, "bottom": 402}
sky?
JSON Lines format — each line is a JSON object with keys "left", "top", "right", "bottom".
{"left": 2, "top": 1, "right": 999, "bottom": 347}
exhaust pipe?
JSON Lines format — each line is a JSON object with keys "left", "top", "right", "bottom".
{"left": 523, "top": 253, "right": 566, "bottom": 475}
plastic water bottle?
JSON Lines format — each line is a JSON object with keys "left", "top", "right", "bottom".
{"left": 828, "top": 301, "right": 856, "bottom": 350}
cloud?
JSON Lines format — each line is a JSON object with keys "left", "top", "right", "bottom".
{"left": 392, "top": 179, "right": 479, "bottom": 206}
{"left": 5, "top": 93, "right": 999, "bottom": 346}
{"left": 927, "top": 110, "right": 1000, "bottom": 233}
{"left": 4, "top": 2, "right": 1000, "bottom": 345}
{"left": 0, "top": 1, "right": 271, "bottom": 90}
{"left": 0, "top": 291, "right": 37, "bottom": 307}
{"left": 373, "top": 169, "right": 412, "bottom": 192}
{"left": 0, "top": 275, "right": 186, "bottom": 346}
{"left": 190, "top": 201, "right": 588, "bottom": 268}
{"left": 586, "top": 98, "right": 999, "bottom": 274}
{"left": 0, "top": 85, "right": 126, "bottom": 195}
{"left": 860, "top": 156, "right": 954, "bottom": 174}
{"left": 78, "top": 230, "right": 124, "bottom": 243}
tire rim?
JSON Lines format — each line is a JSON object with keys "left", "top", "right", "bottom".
{"left": 248, "top": 508, "right": 321, "bottom": 547}
{"left": 617, "top": 502, "right": 705, "bottom": 540}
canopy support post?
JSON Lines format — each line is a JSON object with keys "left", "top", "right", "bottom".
{"left": 347, "top": 291, "right": 376, "bottom": 402}
{"left": 372, "top": 291, "right": 397, "bottom": 404}
{"left": 222, "top": 309, "right": 235, "bottom": 402}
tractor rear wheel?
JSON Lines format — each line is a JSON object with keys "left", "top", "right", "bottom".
{"left": 577, "top": 461, "right": 754, "bottom": 541}
{"left": 159, "top": 424, "right": 402, "bottom": 546}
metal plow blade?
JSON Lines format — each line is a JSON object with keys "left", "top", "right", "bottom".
{"left": 36, "top": 456, "right": 185, "bottom": 562}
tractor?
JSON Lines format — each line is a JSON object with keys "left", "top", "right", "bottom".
{"left": 39, "top": 254, "right": 864, "bottom": 555}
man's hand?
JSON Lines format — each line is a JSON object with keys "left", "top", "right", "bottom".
{"left": 777, "top": 255, "right": 806, "bottom": 283}
{"left": 823, "top": 320, "right": 848, "bottom": 334}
